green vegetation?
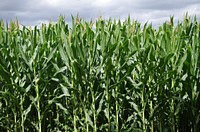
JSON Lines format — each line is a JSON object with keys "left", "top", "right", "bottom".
{"left": 0, "top": 15, "right": 199, "bottom": 131}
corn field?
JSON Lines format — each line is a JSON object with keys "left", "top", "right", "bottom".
{"left": 0, "top": 15, "right": 200, "bottom": 132}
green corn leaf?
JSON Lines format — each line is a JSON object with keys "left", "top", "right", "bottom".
{"left": 60, "top": 84, "right": 70, "bottom": 96}
{"left": 177, "top": 50, "right": 187, "bottom": 73}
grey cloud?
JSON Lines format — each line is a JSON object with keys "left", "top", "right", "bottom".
{"left": 0, "top": 0, "right": 39, "bottom": 11}
{"left": 130, "top": 0, "right": 200, "bottom": 10}
{"left": 0, "top": 0, "right": 200, "bottom": 26}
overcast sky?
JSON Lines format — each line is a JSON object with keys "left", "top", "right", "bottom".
{"left": 0, "top": 0, "right": 200, "bottom": 27}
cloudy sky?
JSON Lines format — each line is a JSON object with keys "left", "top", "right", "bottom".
{"left": 0, "top": 0, "right": 200, "bottom": 27}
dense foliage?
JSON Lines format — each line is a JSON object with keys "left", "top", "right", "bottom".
{"left": 0, "top": 15, "right": 200, "bottom": 132}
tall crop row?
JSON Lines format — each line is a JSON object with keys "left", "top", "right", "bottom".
{"left": 0, "top": 16, "right": 199, "bottom": 131}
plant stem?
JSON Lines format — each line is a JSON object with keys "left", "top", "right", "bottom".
{"left": 34, "top": 68, "right": 42, "bottom": 132}
{"left": 142, "top": 86, "right": 146, "bottom": 131}
{"left": 36, "top": 82, "right": 42, "bottom": 132}
{"left": 73, "top": 95, "right": 77, "bottom": 132}
{"left": 89, "top": 80, "right": 97, "bottom": 132}
{"left": 150, "top": 100, "right": 153, "bottom": 132}
{"left": 171, "top": 79, "right": 175, "bottom": 132}
{"left": 84, "top": 109, "right": 89, "bottom": 132}
{"left": 115, "top": 86, "right": 119, "bottom": 132}
{"left": 106, "top": 78, "right": 111, "bottom": 131}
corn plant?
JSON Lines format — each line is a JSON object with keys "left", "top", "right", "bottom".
{"left": 0, "top": 15, "right": 199, "bottom": 132}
